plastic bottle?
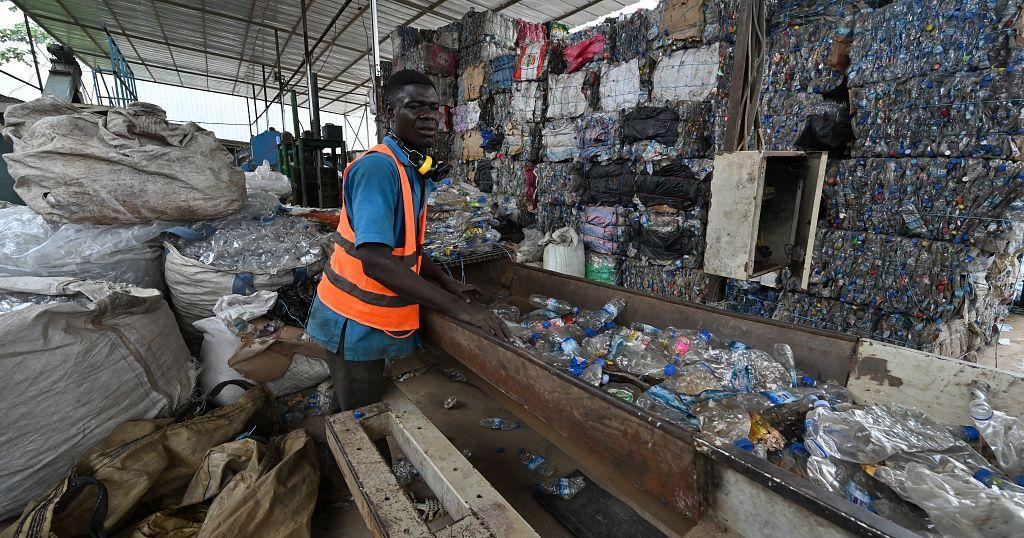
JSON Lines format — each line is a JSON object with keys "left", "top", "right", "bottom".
{"left": 661, "top": 361, "right": 723, "bottom": 396}
{"left": 503, "top": 320, "right": 541, "bottom": 342}
{"left": 575, "top": 298, "right": 626, "bottom": 330}
{"left": 581, "top": 357, "right": 608, "bottom": 386}
{"left": 528, "top": 294, "right": 578, "bottom": 316}
{"left": 518, "top": 448, "right": 556, "bottom": 478}
{"left": 969, "top": 381, "right": 1024, "bottom": 477}
{"left": 691, "top": 397, "right": 752, "bottom": 442}
{"left": 773, "top": 343, "right": 799, "bottom": 388}
{"left": 544, "top": 326, "right": 589, "bottom": 375}
{"left": 973, "top": 468, "right": 1024, "bottom": 494}
{"left": 582, "top": 325, "right": 615, "bottom": 359}
{"left": 604, "top": 382, "right": 640, "bottom": 403}
{"left": 537, "top": 476, "right": 586, "bottom": 499}
{"left": 479, "top": 417, "right": 519, "bottom": 430}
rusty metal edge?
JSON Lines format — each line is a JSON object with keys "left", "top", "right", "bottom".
{"left": 423, "top": 311, "right": 916, "bottom": 538}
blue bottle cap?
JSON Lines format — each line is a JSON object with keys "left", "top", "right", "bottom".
{"left": 603, "top": 322, "right": 616, "bottom": 330}
{"left": 974, "top": 468, "right": 994, "bottom": 483}
{"left": 584, "top": 327, "right": 598, "bottom": 337}
{"left": 530, "top": 332, "right": 542, "bottom": 341}
{"left": 1017, "top": 475, "right": 1024, "bottom": 488}
{"left": 733, "top": 438, "right": 755, "bottom": 452}
{"left": 354, "top": 410, "right": 364, "bottom": 419}
{"left": 800, "top": 375, "right": 817, "bottom": 387}
{"left": 663, "top": 363, "right": 677, "bottom": 377}
{"left": 790, "top": 443, "right": 810, "bottom": 456}
{"left": 960, "top": 425, "right": 980, "bottom": 442}
{"left": 698, "top": 330, "right": 713, "bottom": 341}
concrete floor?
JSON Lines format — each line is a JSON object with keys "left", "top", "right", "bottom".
{"left": 976, "top": 313, "right": 1024, "bottom": 376}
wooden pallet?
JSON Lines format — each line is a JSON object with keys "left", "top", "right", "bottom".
{"left": 325, "top": 384, "right": 537, "bottom": 538}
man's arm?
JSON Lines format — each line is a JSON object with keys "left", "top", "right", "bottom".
{"left": 356, "top": 243, "right": 510, "bottom": 339}
{"left": 420, "top": 256, "right": 482, "bottom": 301}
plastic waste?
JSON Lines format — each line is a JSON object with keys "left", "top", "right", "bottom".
{"left": 537, "top": 476, "right": 587, "bottom": 500}
{"left": 518, "top": 449, "right": 556, "bottom": 478}
{"left": 479, "top": 417, "right": 520, "bottom": 430}
{"left": 773, "top": 343, "right": 798, "bottom": 388}
{"left": 443, "top": 396, "right": 459, "bottom": 410}
{"left": 392, "top": 457, "right": 421, "bottom": 486}
{"left": 575, "top": 298, "right": 626, "bottom": 330}
{"left": 581, "top": 358, "right": 608, "bottom": 386}
{"left": 528, "top": 294, "right": 578, "bottom": 316}
{"left": 691, "top": 397, "right": 752, "bottom": 442}
{"left": 604, "top": 382, "right": 640, "bottom": 404}
{"left": 969, "top": 381, "right": 1024, "bottom": 478}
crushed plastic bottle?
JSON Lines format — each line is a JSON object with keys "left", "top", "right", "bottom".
{"left": 575, "top": 298, "right": 626, "bottom": 330}
{"left": 537, "top": 476, "right": 587, "bottom": 500}
{"left": 604, "top": 382, "right": 640, "bottom": 403}
{"left": 969, "top": 381, "right": 1024, "bottom": 478}
{"left": 691, "top": 397, "right": 752, "bottom": 442}
{"left": 518, "top": 448, "right": 556, "bottom": 478}
{"left": 772, "top": 343, "right": 798, "bottom": 388}
{"left": 581, "top": 358, "right": 608, "bottom": 386}
{"left": 392, "top": 457, "right": 421, "bottom": 486}
{"left": 443, "top": 396, "right": 459, "bottom": 410}
{"left": 479, "top": 417, "right": 519, "bottom": 430}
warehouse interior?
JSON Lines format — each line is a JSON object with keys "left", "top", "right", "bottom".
{"left": 1, "top": 0, "right": 1024, "bottom": 536}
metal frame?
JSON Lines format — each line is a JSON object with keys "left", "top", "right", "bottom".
{"left": 92, "top": 30, "right": 137, "bottom": 107}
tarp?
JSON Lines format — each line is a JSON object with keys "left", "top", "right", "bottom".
{"left": 622, "top": 106, "right": 681, "bottom": 145}
{"left": 662, "top": 0, "right": 706, "bottom": 41}
{"left": 564, "top": 35, "right": 606, "bottom": 73}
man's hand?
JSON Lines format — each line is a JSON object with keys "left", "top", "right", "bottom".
{"left": 451, "top": 302, "right": 512, "bottom": 341}
{"left": 441, "top": 277, "right": 482, "bottom": 302}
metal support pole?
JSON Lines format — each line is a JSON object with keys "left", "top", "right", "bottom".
{"left": 310, "top": 72, "right": 322, "bottom": 139}
{"left": 251, "top": 84, "right": 260, "bottom": 135}
{"left": 261, "top": 65, "right": 270, "bottom": 131}
{"left": 291, "top": 90, "right": 309, "bottom": 207}
{"left": 23, "top": 13, "right": 43, "bottom": 94}
{"left": 246, "top": 97, "right": 253, "bottom": 139}
{"left": 274, "top": 29, "right": 286, "bottom": 133}
{"left": 299, "top": 0, "right": 321, "bottom": 139}
{"left": 370, "top": 0, "right": 384, "bottom": 142}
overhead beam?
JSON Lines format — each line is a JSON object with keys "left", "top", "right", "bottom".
{"left": 146, "top": 0, "right": 185, "bottom": 86}
{"left": 97, "top": 0, "right": 157, "bottom": 81}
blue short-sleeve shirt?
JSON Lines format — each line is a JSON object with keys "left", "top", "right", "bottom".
{"left": 306, "top": 135, "right": 434, "bottom": 360}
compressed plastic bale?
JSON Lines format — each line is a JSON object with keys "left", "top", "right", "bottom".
{"left": 486, "top": 54, "right": 516, "bottom": 93}
{"left": 619, "top": 257, "right": 709, "bottom": 302}
{"left": 652, "top": 43, "right": 721, "bottom": 102}
{"left": 542, "top": 119, "right": 581, "bottom": 162}
{"left": 546, "top": 71, "right": 590, "bottom": 119}
{"left": 599, "top": 59, "right": 646, "bottom": 112}
{"left": 452, "top": 101, "right": 481, "bottom": 133}
{"left": 579, "top": 112, "right": 620, "bottom": 162}
{"left": 621, "top": 106, "right": 680, "bottom": 146}
{"left": 458, "top": 63, "right": 485, "bottom": 103}
{"left": 759, "top": 92, "right": 850, "bottom": 152}
{"left": 0, "top": 276, "right": 195, "bottom": 519}
{"left": 516, "top": 20, "right": 546, "bottom": 45}
{"left": 584, "top": 160, "right": 637, "bottom": 205}
{"left": 0, "top": 205, "right": 173, "bottom": 290}
{"left": 585, "top": 251, "right": 622, "bottom": 285}
{"left": 515, "top": 41, "right": 548, "bottom": 81}
{"left": 772, "top": 290, "right": 880, "bottom": 337}
{"left": 611, "top": 8, "right": 659, "bottom": 61}
{"left": 512, "top": 81, "right": 545, "bottom": 123}
{"left": 2, "top": 97, "right": 245, "bottom": 225}
{"left": 762, "top": 10, "right": 857, "bottom": 95}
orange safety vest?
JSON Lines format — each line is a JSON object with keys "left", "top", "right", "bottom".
{"left": 316, "top": 143, "right": 427, "bottom": 336}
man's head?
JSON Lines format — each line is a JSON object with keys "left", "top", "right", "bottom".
{"left": 384, "top": 69, "right": 439, "bottom": 151}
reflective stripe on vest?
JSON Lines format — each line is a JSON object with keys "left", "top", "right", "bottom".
{"left": 315, "top": 143, "right": 427, "bottom": 334}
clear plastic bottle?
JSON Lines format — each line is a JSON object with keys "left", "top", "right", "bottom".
{"left": 544, "top": 326, "right": 589, "bottom": 375}
{"left": 973, "top": 468, "right": 1024, "bottom": 495}
{"left": 537, "top": 476, "right": 586, "bottom": 499}
{"left": 969, "top": 381, "right": 1024, "bottom": 477}
{"left": 575, "top": 298, "right": 626, "bottom": 330}
{"left": 661, "top": 361, "right": 723, "bottom": 396}
{"left": 503, "top": 320, "right": 541, "bottom": 342}
{"left": 528, "top": 294, "right": 578, "bottom": 316}
{"left": 581, "top": 357, "right": 608, "bottom": 386}
{"left": 518, "top": 448, "right": 556, "bottom": 478}
{"left": 691, "top": 397, "right": 752, "bottom": 442}
{"left": 773, "top": 343, "right": 799, "bottom": 388}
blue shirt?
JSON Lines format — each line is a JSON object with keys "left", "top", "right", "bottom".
{"left": 307, "top": 135, "right": 434, "bottom": 360}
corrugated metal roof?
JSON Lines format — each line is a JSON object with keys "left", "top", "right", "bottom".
{"left": 12, "top": 0, "right": 631, "bottom": 116}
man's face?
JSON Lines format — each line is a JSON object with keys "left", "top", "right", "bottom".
{"left": 388, "top": 84, "right": 440, "bottom": 151}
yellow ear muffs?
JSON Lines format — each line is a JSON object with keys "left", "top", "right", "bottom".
{"left": 417, "top": 155, "right": 433, "bottom": 176}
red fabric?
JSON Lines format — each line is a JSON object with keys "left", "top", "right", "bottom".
{"left": 516, "top": 20, "right": 547, "bottom": 45}
{"left": 514, "top": 41, "right": 547, "bottom": 81}
{"left": 563, "top": 35, "right": 606, "bottom": 74}
{"left": 525, "top": 162, "right": 537, "bottom": 209}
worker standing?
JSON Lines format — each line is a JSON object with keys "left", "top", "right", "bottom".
{"left": 307, "top": 69, "right": 511, "bottom": 411}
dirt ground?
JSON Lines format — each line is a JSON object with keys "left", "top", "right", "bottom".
{"left": 975, "top": 313, "right": 1024, "bottom": 376}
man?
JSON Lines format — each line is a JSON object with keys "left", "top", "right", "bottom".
{"left": 307, "top": 69, "right": 511, "bottom": 411}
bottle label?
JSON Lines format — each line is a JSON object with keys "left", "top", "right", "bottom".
{"left": 527, "top": 456, "right": 544, "bottom": 471}
{"left": 761, "top": 391, "right": 798, "bottom": 405}
{"left": 845, "top": 481, "right": 873, "bottom": 511}
{"left": 698, "top": 330, "right": 713, "bottom": 342}
{"left": 674, "top": 337, "right": 692, "bottom": 355}
{"left": 602, "top": 303, "right": 619, "bottom": 318}
{"left": 557, "top": 479, "right": 572, "bottom": 496}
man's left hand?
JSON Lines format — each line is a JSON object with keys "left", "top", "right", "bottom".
{"left": 442, "top": 278, "right": 482, "bottom": 302}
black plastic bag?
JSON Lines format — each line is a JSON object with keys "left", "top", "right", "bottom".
{"left": 621, "top": 106, "right": 680, "bottom": 145}
{"left": 635, "top": 161, "right": 708, "bottom": 210}
{"left": 795, "top": 107, "right": 854, "bottom": 152}
{"left": 631, "top": 225, "right": 701, "bottom": 260}
{"left": 475, "top": 160, "right": 494, "bottom": 193}
{"left": 583, "top": 160, "right": 637, "bottom": 205}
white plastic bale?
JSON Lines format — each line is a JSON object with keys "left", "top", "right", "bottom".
{"left": 542, "top": 227, "right": 585, "bottom": 277}
{"left": 542, "top": 119, "right": 581, "bottom": 162}
{"left": 546, "top": 71, "right": 589, "bottom": 119}
{"left": 600, "top": 59, "right": 646, "bottom": 112}
{"left": 0, "top": 276, "right": 195, "bottom": 518}
{"left": 2, "top": 97, "right": 246, "bottom": 225}
{"left": 652, "top": 43, "right": 721, "bottom": 102}
{"left": 512, "top": 81, "right": 545, "bottom": 123}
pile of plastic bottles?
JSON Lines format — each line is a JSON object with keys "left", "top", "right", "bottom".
{"left": 423, "top": 178, "right": 501, "bottom": 261}
{"left": 772, "top": 290, "right": 880, "bottom": 338}
{"left": 762, "top": 12, "right": 855, "bottom": 95}
{"left": 0, "top": 291, "right": 90, "bottom": 314}
{"left": 619, "top": 257, "right": 709, "bottom": 302}
{"left": 846, "top": 0, "right": 1023, "bottom": 87}
{"left": 759, "top": 92, "right": 848, "bottom": 151}
{"left": 499, "top": 292, "right": 1024, "bottom": 533}
{"left": 172, "top": 193, "right": 331, "bottom": 273}
{"left": 850, "top": 67, "right": 1023, "bottom": 159}
{"left": 823, "top": 158, "right": 1024, "bottom": 249}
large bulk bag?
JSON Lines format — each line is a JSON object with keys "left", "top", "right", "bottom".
{"left": 0, "top": 205, "right": 173, "bottom": 290}
{"left": 164, "top": 243, "right": 322, "bottom": 353}
{"left": 0, "top": 276, "right": 195, "bottom": 519}
{"left": 2, "top": 97, "right": 245, "bottom": 224}
{"left": 542, "top": 227, "right": 585, "bottom": 277}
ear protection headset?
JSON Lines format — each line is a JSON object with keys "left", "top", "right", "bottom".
{"left": 389, "top": 129, "right": 449, "bottom": 181}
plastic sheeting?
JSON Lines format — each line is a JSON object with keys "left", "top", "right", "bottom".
{"left": 542, "top": 119, "right": 581, "bottom": 162}
{"left": 652, "top": 42, "right": 721, "bottom": 102}
{"left": 599, "top": 59, "right": 645, "bottom": 112}
{"left": 512, "top": 81, "right": 546, "bottom": 123}
{"left": 515, "top": 41, "right": 547, "bottom": 81}
{"left": 579, "top": 112, "right": 620, "bottom": 162}
{"left": 622, "top": 106, "right": 680, "bottom": 145}
{"left": 563, "top": 35, "right": 607, "bottom": 74}
{"left": 547, "top": 71, "right": 591, "bottom": 119}
{"left": 516, "top": 20, "right": 547, "bottom": 45}
{"left": 0, "top": 205, "right": 174, "bottom": 290}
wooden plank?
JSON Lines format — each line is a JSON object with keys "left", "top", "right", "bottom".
{"left": 798, "top": 152, "right": 827, "bottom": 289}
{"left": 324, "top": 413, "right": 432, "bottom": 538}
{"left": 848, "top": 339, "right": 1024, "bottom": 424}
{"left": 704, "top": 151, "right": 765, "bottom": 280}
{"left": 381, "top": 386, "right": 539, "bottom": 537}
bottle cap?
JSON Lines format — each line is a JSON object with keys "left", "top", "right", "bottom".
{"left": 800, "top": 376, "right": 817, "bottom": 387}
{"left": 663, "top": 363, "right": 677, "bottom": 377}
{"left": 698, "top": 330, "right": 713, "bottom": 341}
{"left": 1016, "top": 475, "right": 1024, "bottom": 488}
{"left": 603, "top": 322, "right": 616, "bottom": 330}
{"left": 789, "top": 443, "right": 809, "bottom": 456}
{"left": 353, "top": 410, "right": 364, "bottom": 419}
{"left": 530, "top": 332, "right": 542, "bottom": 341}
{"left": 733, "top": 438, "right": 755, "bottom": 452}
{"left": 584, "top": 327, "right": 598, "bottom": 337}
{"left": 960, "top": 425, "right": 980, "bottom": 442}
{"left": 974, "top": 468, "right": 994, "bottom": 483}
